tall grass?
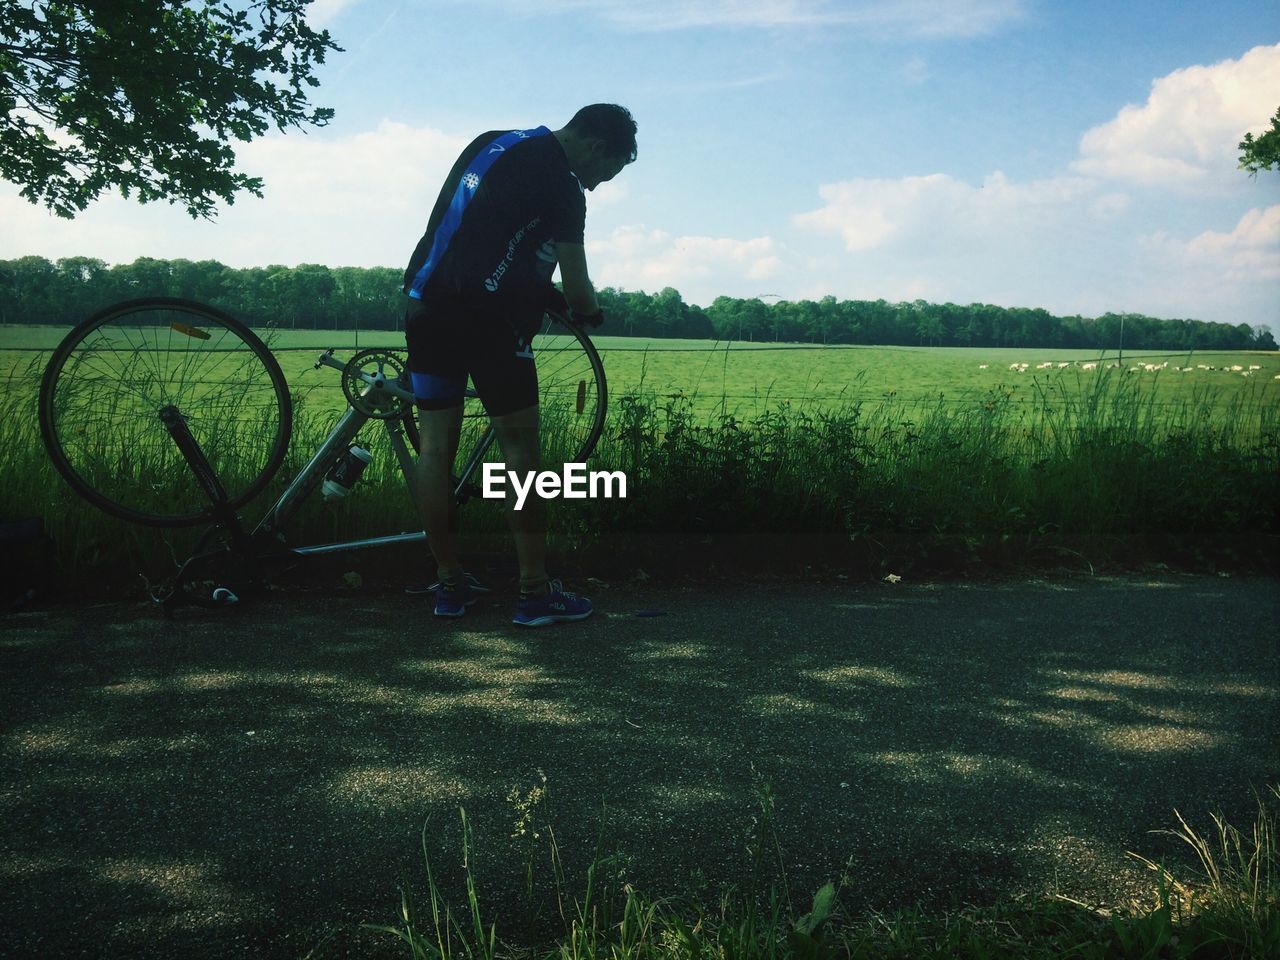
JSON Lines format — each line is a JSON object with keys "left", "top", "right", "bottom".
{"left": 1120, "top": 785, "right": 1280, "bottom": 959}
{"left": 350, "top": 784, "right": 1279, "bottom": 960}
{"left": 1, "top": 362, "right": 1275, "bottom": 597}
{"left": 578, "top": 367, "right": 1278, "bottom": 572}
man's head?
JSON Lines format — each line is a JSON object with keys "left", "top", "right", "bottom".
{"left": 556, "top": 104, "right": 637, "bottom": 191}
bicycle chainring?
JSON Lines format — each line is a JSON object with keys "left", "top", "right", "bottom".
{"left": 341, "top": 349, "right": 414, "bottom": 420}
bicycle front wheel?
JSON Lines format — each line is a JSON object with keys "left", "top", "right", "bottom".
{"left": 39, "top": 298, "right": 293, "bottom": 527}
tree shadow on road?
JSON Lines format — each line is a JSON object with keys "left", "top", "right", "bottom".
{"left": 1, "top": 575, "right": 1276, "bottom": 958}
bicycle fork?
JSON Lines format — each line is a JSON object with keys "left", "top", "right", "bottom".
{"left": 158, "top": 406, "right": 260, "bottom": 612}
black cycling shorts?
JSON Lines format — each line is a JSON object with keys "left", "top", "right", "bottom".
{"left": 404, "top": 296, "right": 539, "bottom": 417}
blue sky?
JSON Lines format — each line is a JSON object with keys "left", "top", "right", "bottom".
{"left": 3, "top": 0, "right": 1278, "bottom": 330}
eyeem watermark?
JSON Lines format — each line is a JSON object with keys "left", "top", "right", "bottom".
{"left": 482, "top": 463, "right": 627, "bottom": 511}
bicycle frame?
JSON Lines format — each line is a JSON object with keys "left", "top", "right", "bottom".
{"left": 162, "top": 348, "right": 497, "bottom": 612}
{"left": 254, "top": 349, "right": 497, "bottom": 556}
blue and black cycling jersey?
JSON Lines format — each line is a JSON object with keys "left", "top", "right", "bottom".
{"left": 402, "top": 126, "right": 585, "bottom": 331}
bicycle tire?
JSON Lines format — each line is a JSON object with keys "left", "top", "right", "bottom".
{"left": 537, "top": 311, "right": 607, "bottom": 463}
{"left": 39, "top": 298, "right": 293, "bottom": 528}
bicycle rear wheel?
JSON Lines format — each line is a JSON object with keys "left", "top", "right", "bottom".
{"left": 531, "top": 311, "right": 607, "bottom": 463}
{"left": 39, "top": 298, "right": 293, "bottom": 527}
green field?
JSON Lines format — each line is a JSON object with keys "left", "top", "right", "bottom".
{"left": 2, "top": 321, "right": 1277, "bottom": 594}
{"left": 5, "top": 325, "right": 1278, "bottom": 422}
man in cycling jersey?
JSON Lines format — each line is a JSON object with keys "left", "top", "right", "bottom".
{"left": 402, "top": 103, "right": 636, "bottom": 626}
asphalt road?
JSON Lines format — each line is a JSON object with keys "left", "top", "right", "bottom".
{"left": 2, "top": 572, "right": 1277, "bottom": 958}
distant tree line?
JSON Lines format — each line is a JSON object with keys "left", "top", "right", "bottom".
{"left": 1, "top": 255, "right": 1275, "bottom": 352}
{"left": 0, "top": 255, "right": 403, "bottom": 333}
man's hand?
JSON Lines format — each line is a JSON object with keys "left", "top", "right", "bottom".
{"left": 545, "top": 287, "right": 570, "bottom": 317}
{"left": 572, "top": 308, "right": 605, "bottom": 329}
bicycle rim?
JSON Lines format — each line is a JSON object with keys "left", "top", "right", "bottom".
{"left": 459, "top": 311, "right": 607, "bottom": 470}
{"left": 39, "top": 298, "right": 293, "bottom": 527}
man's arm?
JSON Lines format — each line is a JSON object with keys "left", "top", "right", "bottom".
{"left": 555, "top": 242, "right": 600, "bottom": 316}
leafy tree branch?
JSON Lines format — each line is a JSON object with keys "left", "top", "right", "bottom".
{"left": 0, "top": 0, "right": 341, "bottom": 218}
{"left": 1238, "top": 106, "right": 1280, "bottom": 176}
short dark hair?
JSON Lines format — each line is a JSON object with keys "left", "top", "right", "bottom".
{"left": 565, "top": 103, "right": 637, "bottom": 162}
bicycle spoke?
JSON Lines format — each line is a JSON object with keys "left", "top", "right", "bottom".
{"left": 41, "top": 299, "right": 292, "bottom": 527}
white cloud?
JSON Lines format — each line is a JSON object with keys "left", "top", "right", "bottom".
{"left": 1072, "top": 43, "right": 1280, "bottom": 187}
{"left": 589, "top": 226, "right": 783, "bottom": 303}
{"left": 1144, "top": 205, "right": 1280, "bottom": 283}
{"left": 787, "top": 163, "right": 1280, "bottom": 323}
{"left": 784, "top": 47, "right": 1280, "bottom": 326}
{"left": 237, "top": 120, "right": 465, "bottom": 218}
{"left": 586, "top": 180, "right": 631, "bottom": 210}
{"left": 793, "top": 171, "right": 1097, "bottom": 253}
{"left": 1088, "top": 192, "right": 1132, "bottom": 220}
{"left": 0, "top": 121, "right": 469, "bottom": 268}
{"left": 1125, "top": 206, "right": 1280, "bottom": 326}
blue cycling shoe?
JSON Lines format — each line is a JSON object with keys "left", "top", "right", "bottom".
{"left": 434, "top": 578, "right": 478, "bottom": 618}
{"left": 512, "top": 580, "right": 593, "bottom": 627}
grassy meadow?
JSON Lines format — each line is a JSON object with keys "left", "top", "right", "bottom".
{"left": 1, "top": 324, "right": 1277, "bottom": 594}
{"left": 5, "top": 323, "right": 1278, "bottom": 419}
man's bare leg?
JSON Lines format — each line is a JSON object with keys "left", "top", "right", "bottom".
{"left": 415, "top": 405, "right": 465, "bottom": 582}
{"left": 487, "top": 403, "right": 548, "bottom": 592}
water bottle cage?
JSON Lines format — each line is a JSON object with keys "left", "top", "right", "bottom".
{"left": 323, "top": 446, "right": 372, "bottom": 499}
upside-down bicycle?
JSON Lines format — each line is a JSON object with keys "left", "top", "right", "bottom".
{"left": 38, "top": 297, "right": 607, "bottom": 615}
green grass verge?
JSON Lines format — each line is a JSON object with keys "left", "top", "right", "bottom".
{"left": 330, "top": 782, "right": 1279, "bottom": 960}
{"left": 2, "top": 360, "right": 1276, "bottom": 599}
{"left": 566, "top": 367, "right": 1278, "bottom": 576}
